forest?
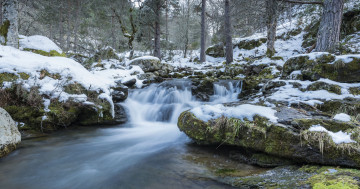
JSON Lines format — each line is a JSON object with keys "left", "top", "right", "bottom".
{"left": 0, "top": 0, "right": 360, "bottom": 188}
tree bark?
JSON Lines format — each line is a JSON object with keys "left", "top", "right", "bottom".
{"left": 73, "top": 0, "right": 81, "bottom": 53}
{"left": 58, "top": 2, "right": 64, "bottom": 49}
{"left": 1, "top": 0, "right": 18, "bottom": 48}
{"left": 200, "top": 0, "right": 206, "bottom": 63}
{"left": 153, "top": 0, "right": 161, "bottom": 59}
{"left": 315, "top": 0, "right": 344, "bottom": 53}
{"left": 224, "top": 0, "right": 233, "bottom": 64}
{"left": 66, "top": 0, "right": 71, "bottom": 51}
{"left": 266, "top": 0, "right": 278, "bottom": 57}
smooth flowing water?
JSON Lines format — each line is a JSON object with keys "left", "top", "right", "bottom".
{"left": 0, "top": 79, "right": 265, "bottom": 189}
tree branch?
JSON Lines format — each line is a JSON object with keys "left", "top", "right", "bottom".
{"left": 280, "top": 0, "right": 323, "bottom": 5}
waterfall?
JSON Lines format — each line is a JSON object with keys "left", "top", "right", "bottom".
{"left": 122, "top": 79, "right": 242, "bottom": 124}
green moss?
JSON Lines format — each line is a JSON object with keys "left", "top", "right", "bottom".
{"left": 24, "top": 48, "right": 66, "bottom": 57}
{"left": 18, "top": 72, "right": 30, "bottom": 80}
{"left": 0, "top": 20, "right": 10, "bottom": 45}
{"left": 237, "top": 38, "right": 267, "bottom": 50}
{"left": 270, "top": 56, "right": 283, "bottom": 61}
{"left": 63, "top": 83, "right": 86, "bottom": 95}
{"left": 306, "top": 168, "right": 360, "bottom": 189}
{"left": 0, "top": 73, "right": 18, "bottom": 85}
{"left": 349, "top": 87, "right": 360, "bottom": 96}
{"left": 4, "top": 105, "right": 46, "bottom": 131}
{"left": 39, "top": 69, "right": 61, "bottom": 80}
{"left": 306, "top": 82, "right": 342, "bottom": 95}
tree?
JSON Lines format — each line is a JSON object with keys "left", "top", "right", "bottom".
{"left": 200, "top": 0, "right": 206, "bottom": 63}
{"left": 266, "top": 0, "right": 278, "bottom": 57}
{"left": 1, "top": 0, "right": 18, "bottom": 48}
{"left": 280, "top": 0, "right": 345, "bottom": 53}
{"left": 113, "top": 6, "right": 138, "bottom": 59}
{"left": 314, "top": 0, "right": 344, "bottom": 52}
{"left": 224, "top": 0, "right": 233, "bottom": 64}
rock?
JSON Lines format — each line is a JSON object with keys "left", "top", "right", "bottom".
{"left": 235, "top": 38, "right": 267, "bottom": 50}
{"left": 93, "top": 47, "right": 120, "bottom": 62}
{"left": 306, "top": 81, "right": 342, "bottom": 95}
{"left": 282, "top": 53, "right": 360, "bottom": 83}
{"left": 191, "top": 78, "right": 216, "bottom": 101}
{"left": 178, "top": 105, "right": 360, "bottom": 168}
{"left": 77, "top": 102, "right": 127, "bottom": 126}
{"left": 122, "top": 78, "right": 137, "bottom": 87}
{"left": 205, "top": 43, "right": 225, "bottom": 58}
{"left": 262, "top": 81, "right": 286, "bottom": 94}
{"left": 111, "top": 83, "right": 128, "bottom": 103}
{"left": 129, "top": 56, "right": 162, "bottom": 72}
{"left": 137, "top": 73, "right": 163, "bottom": 84}
{"left": 0, "top": 108, "right": 21, "bottom": 158}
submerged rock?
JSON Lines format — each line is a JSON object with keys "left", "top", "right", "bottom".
{"left": 178, "top": 104, "right": 360, "bottom": 168}
{"left": 0, "top": 108, "right": 21, "bottom": 158}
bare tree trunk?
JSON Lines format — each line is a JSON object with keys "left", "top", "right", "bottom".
{"left": 0, "top": 0, "right": 3, "bottom": 25}
{"left": 224, "top": 0, "right": 233, "bottom": 64}
{"left": 153, "top": 1, "right": 161, "bottom": 59}
{"left": 184, "top": 0, "right": 190, "bottom": 58}
{"left": 1, "top": 0, "right": 18, "bottom": 48}
{"left": 200, "top": 0, "right": 206, "bottom": 63}
{"left": 111, "top": 13, "right": 116, "bottom": 49}
{"left": 165, "top": 0, "right": 169, "bottom": 43}
{"left": 315, "top": 0, "right": 344, "bottom": 53}
{"left": 59, "top": 2, "right": 64, "bottom": 49}
{"left": 73, "top": 0, "right": 81, "bottom": 53}
{"left": 66, "top": 0, "right": 71, "bottom": 51}
{"left": 266, "top": 0, "right": 277, "bottom": 57}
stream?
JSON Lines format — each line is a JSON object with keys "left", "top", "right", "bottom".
{"left": 0, "top": 79, "right": 267, "bottom": 189}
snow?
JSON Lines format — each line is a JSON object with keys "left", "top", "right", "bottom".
{"left": 190, "top": 104, "right": 278, "bottom": 123}
{"left": 333, "top": 113, "right": 351, "bottom": 122}
{"left": 309, "top": 124, "right": 355, "bottom": 144}
{"left": 19, "top": 35, "right": 63, "bottom": 53}
{"left": 267, "top": 78, "right": 360, "bottom": 106}
{"left": 0, "top": 44, "right": 147, "bottom": 118}
{"left": 334, "top": 54, "right": 360, "bottom": 63}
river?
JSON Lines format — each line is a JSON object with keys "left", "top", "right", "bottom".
{"left": 0, "top": 79, "right": 266, "bottom": 189}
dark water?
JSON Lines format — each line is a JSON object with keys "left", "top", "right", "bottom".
{"left": 0, "top": 80, "right": 266, "bottom": 189}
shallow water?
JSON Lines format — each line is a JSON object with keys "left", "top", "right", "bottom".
{"left": 0, "top": 80, "right": 266, "bottom": 189}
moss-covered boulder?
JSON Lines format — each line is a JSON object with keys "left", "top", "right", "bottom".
{"left": 235, "top": 38, "right": 267, "bottom": 50}
{"left": 178, "top": 105, "right": 360, "bottom": 168}
{"left": 93, "top": 47, "right": 120, "bottom": 62}
{"left": 306, "top": 81, "right": 342, "bottom": 95}
{"left": 129, "top": 56, "right": 162, "bottom": 72}
{"left": 23, "top": 48, "right": 66, "bottom": 57}
{"left": 191, "top": 77, "right": 217, "bottom": 101}
{"left": 0, "top": 108, "right": 21, "bottom": 158}
{"left": 282, "top": 53, "right": 360, "bottom": 83}
{"left": 205, "top": 43, "right": 225, "bottom": 58}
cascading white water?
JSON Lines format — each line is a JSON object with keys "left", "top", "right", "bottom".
{"left": 123, "top": 79, "right": 242, "bottom": 124}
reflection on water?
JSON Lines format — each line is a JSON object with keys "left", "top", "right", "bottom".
{"left": 0, "top": 80, "right": 265, "bottom": 189}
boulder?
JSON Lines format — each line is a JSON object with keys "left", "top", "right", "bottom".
{"left": 129, "top": 56, "right": 162, "bottom": 72}
{"left": 191, "top": 78, "right": 217, "bottom": 101}
{"left": 205, "top": 43, "right": 225, "bottom": 58}
{"left": 235, "top": 38, "right": 267, "bottom": 50}
{"left": 178, "top": 104, "right": 360, "bottom": 168}
{"left": 122, "top": 78, "right": 137, "bottom": 87}
{"left": 111, "top": 82, "right": 128, "bottom": 103}
{"left": 282, "top": 53, "right": 360, "bottom": 83}
{"left": 93, "top": 47, "right": 120, "bottom": 62}
{"left": 0, "top": 108, "right": 21, "bottom": 158}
